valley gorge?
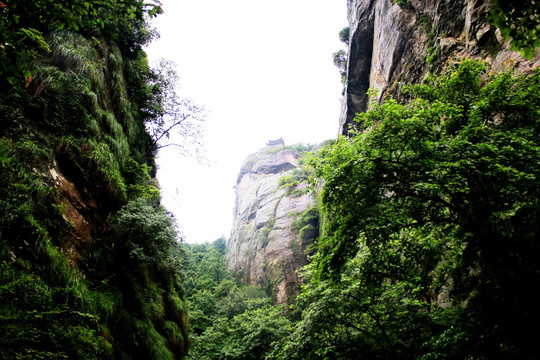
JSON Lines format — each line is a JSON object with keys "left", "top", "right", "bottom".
{"left": 1, "top": 0, "right": 540, "bottom": 359}
{"left": 226, "top": 0, "right": 540, "bottom": 308}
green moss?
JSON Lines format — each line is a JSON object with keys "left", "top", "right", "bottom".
{"left": 258, "top": 219, "right": 276, "bottom": 247}
{"left": 393, "top": 0, "right": 412, "bottom": 10}
{"left": 278, "top": 167, "right": 311, "bottom": 197}
{"left": 290, "top": 206, "right": 320, "bottom": 265}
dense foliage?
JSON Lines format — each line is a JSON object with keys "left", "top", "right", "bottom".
{"left": 2, "top": 0, "right": 538, "bottom": 358}
{"left": 0, "top": 0, "right": 162, "bottom": 86}
{"left": 280, "top": 59, "right": 540, "bottom": 359}
{"left": 490, "top": 0, "right": 540, "bottom": 59}
{"left": 0, "top": 1, "right": 190, "bottom": 359}
{"left": 182, "top": 239, "right": 293, "bottom": 360}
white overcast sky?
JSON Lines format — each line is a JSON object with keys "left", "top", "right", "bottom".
{"left": 146, "top": 0, "right": 348, "bottom": 243}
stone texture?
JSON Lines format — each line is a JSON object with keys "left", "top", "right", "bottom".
{"left": 226, "top": 144, "right": 316, "bottom": 304}
{"left": 339, "top": 0, "right": 540, "bottom": 134}
{"left": 47, "top": 158, "right": 103, "bottom": 266}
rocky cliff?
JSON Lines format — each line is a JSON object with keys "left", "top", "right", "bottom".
{"left": 0, "top": 3, "right": 189, "bottom": 358}
{"left": 226, "top": 144, "right": 318, "bottom": 304}
{"left": 340, "top": 0, "right": 540, "bottom": 133}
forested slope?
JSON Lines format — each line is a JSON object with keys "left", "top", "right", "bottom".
{"left": 1, "top": 1, "right": 188, "bottom": 359}
{"left": 182, "top": 238, "right": 293, "bottom": 360}
{"left": 281, "top": 59, "right": 540, "bottom": 359}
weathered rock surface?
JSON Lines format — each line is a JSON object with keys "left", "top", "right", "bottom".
{"left": 340, "top": 0, "right": 540, "bottom": 134}
{"left": 226, "top": 144, "right": 317, "bottom": 304}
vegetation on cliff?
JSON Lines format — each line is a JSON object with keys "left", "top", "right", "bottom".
{"left": 2, "top": 1, "right": 539, "bottom": 359}
{"left": 179, "top": 58, "right": 539, "bottom": 360}
{"left": 0, "top": 1, "right": 190, "bottom": 359}
{"left": 280, "top": 59, "right": 540, "bottom": 359}
{"left": 181, "top": 56, "right": 540, "bottom": 360}
{"left": 227, "top": 144, "right": 320, "bottom": 304}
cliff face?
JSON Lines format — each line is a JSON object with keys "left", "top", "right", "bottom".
{"left": 226, "top": 144, "right": 318, "bottom": 304}
{"left": 340, "top": 0, "right": 540, "bottom": 133}
{"left": 0, "top": 4, "right": 189, "bottom": 358}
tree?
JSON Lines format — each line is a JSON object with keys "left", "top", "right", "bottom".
{"left": 332, "top": 26, "right": 350, "bottom": 84}
{"left": 144, "top": 59, "right": 206, "bottom": 159}
{"left": 490, "top": 0, "right": 540, "bottom": 59}
{"left": 292, "top": 59, "right": 540, "bottom": 359}
{"left": 180, "top": 239, "right": 293, "bottom": 360}
{"left": 332, "top": 49, "right": 347, "bottom": 84}
{"left": 191, "top": 305, "right": 292, "bottom": 360}
{"left": 339, "top": 26, "right": 350, "bottom": 45}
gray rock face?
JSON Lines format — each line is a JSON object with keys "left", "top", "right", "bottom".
{"left": 340, "top": 0, "right": 540, "bottom": 134}
{"left": 226, "top": 145, "right": 317, "bottom": 304}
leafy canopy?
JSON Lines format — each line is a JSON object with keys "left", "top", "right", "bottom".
{"left": 295, "top": 59, "right": 540, "bottom": 359}
{"left": 181, "top": 239, "right": 293, "bottom": 360}
{"left": 490, "top": 0, "right": 540, "bottom": 59}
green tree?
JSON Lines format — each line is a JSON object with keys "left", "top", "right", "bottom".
{"left": 339, "top": 26, "right": 350, "bottom": 45}
{"left": 192, "top": 304, "right": 292, "bottom": 360}
{"left": 288, "top": 59, "right": 540, "bottom": 359}
{"left": 490, "top": 0, "right": 539, "bottom": 58}
{"left": 181, "top": 239, "right": 294, "bottom": 360}
{"left": 332, "top": 49, "right": 347, "bottom": 84}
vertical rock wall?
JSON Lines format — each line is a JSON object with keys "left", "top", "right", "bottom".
{"left": 340, "top": 0, "right": 540, "bottom": 134}
{"left": 226, "top": 144, "right": 317, "bottom": 304}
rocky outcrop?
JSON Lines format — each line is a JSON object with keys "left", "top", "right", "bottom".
{"left": 226, "top": 144, "right": 318, "bottom": 304}
{"left": 340, "top": 0, "right": 540, "bottom": 134}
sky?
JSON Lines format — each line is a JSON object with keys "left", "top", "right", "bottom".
{"left": 145, "top": 0, "right": 348, "bottom": 243}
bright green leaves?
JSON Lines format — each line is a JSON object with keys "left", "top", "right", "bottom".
{"left": 489, "top": 0, "right": 540, "bottom": 59}
{"left": 182, "top": 239, "right": 293, "bottom": 360}
{"left": 109, "top": 199, "right": 179, "bottom": 272}
{"left": 315, "top": 60, "right": 540, "bottom": 277}
{"left": 100, "top": 199, "right": 189, "bottom": 358}
{"left": 192, "top": 304, "right": 292, "bottom": 360}
{"left": 302, "top": 59, "right": 540, "bottom": 358}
